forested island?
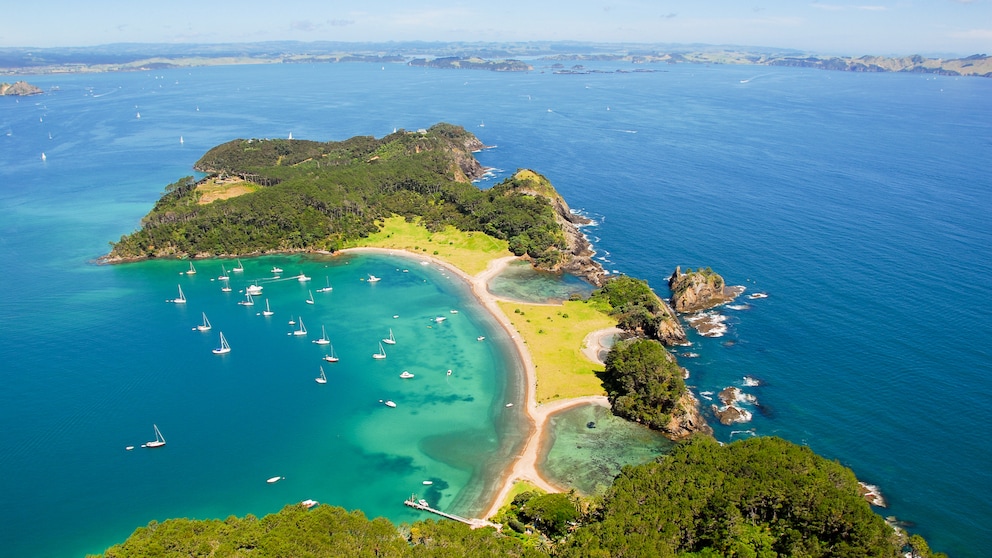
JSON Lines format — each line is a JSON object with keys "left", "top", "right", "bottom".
{"left": 97, "top": 124, "right": 943, "bottom": 556}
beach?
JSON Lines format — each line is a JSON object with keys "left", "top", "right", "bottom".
{"left": 340, "top": 247, "right": 615, "bottom": 519}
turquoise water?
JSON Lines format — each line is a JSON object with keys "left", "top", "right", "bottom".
{"left": 1, "top": 62, "right": 990, "bottom": 556}
{"left": 487, "top": 260, "right": 596, "bottom": 303}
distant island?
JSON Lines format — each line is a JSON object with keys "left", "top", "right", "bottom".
{"left": 0, "top": 80, "right": 42, "bottom": 95}
{"left": 1, "top": 41, "right": 988, "bottom": 77}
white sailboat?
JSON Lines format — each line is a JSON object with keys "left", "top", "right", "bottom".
{"left": 316, "top": 277, "right": 333, "bottom": 293}
{"left": 185, "top": 261, "right": 196, "bottom": 275}
{"left": 232, "top": 259, "right": 244, "bottom": 272}
{"left": 196, "top": 312, "right": 212, "bottom": 331}
{"left": 323, "top": 345, "right": 339, "bottom": 363}
{"left": 372, "top": 342, "right": 386, "bottom": 360}
{"left": 305, "top": 290, "right": 315, "bottom": 305}
{"left": 246, "top": 283, "right": 263, "bottom": 295}
{"left": 382, "top": 329, "right": 396, "bottom": 345}
{"left": 170, "top": 284, "right": 187, "bottom": 304}
{"left": 238, "top": 293, "right": 254, "bottom": 306}
{"left": 212, "top": 332, "right": 231, "bottom": 354}
{"left": 400, "top": 371, "right": 414, "bottom": 379}
{"left": 313, "top": 325, "right": 330, "bottom": 345}
{"left": 293, "top": 318, "right": 307, "bottom": 336}
{"left": 315, "top": 366, "right": 327, "bottom": 384}
{"left": 262, "top": 298, "right": 274, "bottom": 316}
{"left": 221, "top": 281, "right": 232, "bottom": 292}
{"left": 143, "top": 424, "right": 166, "bottom": 448}
{"left": 218, "top": 265, "right": 229, "bottom": 281}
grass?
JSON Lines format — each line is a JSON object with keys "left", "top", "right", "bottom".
{"left": 341, "top": 216, "right": 509, "bottom": 276}
{"left": 195, "top": 177, "right": 259, "bottom": 204}
{"left": 498, "top": 299, "right": 615, "bottom": 403}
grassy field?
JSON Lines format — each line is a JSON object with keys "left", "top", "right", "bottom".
{"left": 342, "top": 216, "right": 509, "bottom": 276}
{"left": 498, "top": 299, "right": 615, "bottom": 403}
{"left": 195, "top": 177, "right": 259, "bottom": 204}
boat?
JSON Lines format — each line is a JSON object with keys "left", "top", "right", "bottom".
{"left": 747, "top": 292, "right": 769, "bottom": 299}
{"left": 212, "top": 332, "right": 231, "bottom": 354}
{"left": 144, "top": 424, "right": 166, "bottom": 448}
{"left": 271, "top": 266, "right": 283, "bottom": 274}
{"left": 367, "top": 274, "right": 381, "bottom": 283}
{"left": 196, "top": 312, "right": 212, "bottom": 331}
{"left": 316, "top": 277, "right": 333, "bottom": 293}
{"left": 313, "top": 325, "right": 330, "bottom": 345}
{"left": 170, "top": 284, "right": 186, "bottom": 304}
{"left": 382, "top": 329, "right": 396, "bottom": 345}
{"left": 125, "top": 446, "right": 134, "bottom": 451}
{"left": 477, "top": 336, "right": 486, "bottom": 341}
{"left": 305, "top": 290, "right": 315, "bottom": 305}
{"left": 41, "top": 152, "right": 47, "bottom": 161}
{"left": 434, "top": 316, "right": 446, "bottom": 323}
{"left": 221, "top": 283, "right": 232, "bottom": 292}
{"left": 246, "top": 283, "right": 263, "bottom": 295}
{"left": 372, "top": 342, "right": 386, "bottom": 360}
{"left": 450, "top": 309, "right": 458, "bottom": 314}
{"left": 322, "top": 345, "right": 339, "bottom": 363}
{"left": 315, "top": 366, "right": 327, "bottom": 384}
{"left": 383, "top": 400, "right": 396, "bottom": 408}
{"left": 262, "top": 298, "right": 274, "bottom": 316}
{"left": 217, "top": 265, "right": 229, "bottom": 281}
{"left": 185, "top": 261, "right": 196, "bottom": 275}
{"left": 238, "top": 293, "right": 254, "bottom": 306}
{"left": 297, "top": 273, "right": 311, "bottom": 282}
{"left": 400, "top": 371, "right": 414, "bottom": 379}
{"left": 232, "top": 259, "right": 244, "bottom": 272}
{"left": 301, "top": 499, "right": 318, "bottom": 509}
{"left": 293, "top": 318, "right": 307, "bottom": 336}
{"left": 422, "top": 480, "right": 433, "bottom": 485}
{"left": 180, "top": 135, "right": 184, "bottom": 144}
{"left": 267, "top": 476, "right": 284, "bottom": 484}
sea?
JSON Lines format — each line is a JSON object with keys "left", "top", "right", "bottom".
{"left": 1, "top": 60, "right": 989, "bottom": 557}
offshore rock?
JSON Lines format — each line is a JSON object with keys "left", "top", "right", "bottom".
{"left": 668, "top": 266, "right": 743, "bottom": 313}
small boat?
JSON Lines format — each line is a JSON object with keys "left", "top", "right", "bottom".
{"left": 170, "top": 284, "right": 187, "bottom": 304}
{"left": 422, "top": 480, "right": 433, "bottom": 485}
{"left": 266, "top": 476, "right": 284, "bottom": 484}
{"left": 271, "top": 266, "right": 283, "bottom": 274}
{"left": 382, "top": 329, "right": 396, "bottom": 345}
{"left": 301, "top": 499, "right": 318, "bottom": 509}
{"left": 41, "top": 152, "right": 47, "bottom": 161}
{"left": 313, "top": 325, "right": 330, "bottom": 345}
{"left": 323, "top": 345, "right": 339, "bottom": 363}
{"left": 383, "top": 400, "right": 396, "bottom": 408}
{"left": 125, "top": 446, "right": 135, "bottom": 451}
{"left": 232, "top": 259, "right": 244, "bottom": 273}
{"left": 449, "top": 309, "right": 458, "bottom": 314}
{"left": 434, "top": 316, "right": 446, "bottom": 323}
{"left": 196, "top": 312, "right": 212, "bottom": 331}
{"left": 179, "top": 135, "right": 184, "bottom": 144}
{"left": 293, "top": 318, "right": 307, "bottom": 336}
{"left": 212, "top": 332, "right": 231, "bottom": 354}
{"left": 144, "top": 424, "right": 166, "bottom": 448}
{"left": 316, "top": 277, "right": 333, "bottom": 293}
{"left": 297, "top": 273, "right": 311, "bottom": 282}
{"left": 367, "top": 274, "right": 381, "bottom": 283}
{"left": 400, "top": 371, "right": 414, "bottom": 379}
{"left": 305, "top": 290, "right": 315, "bottom": 305}
{"left": 315, "top": 366, "right": 327, "bottom": 384}
{"left": 238, "top": 293, "right": 254, "bottom": 306}
{"left": 217, "top": 265, "right": 229, "bottom": 281}
{"left": 221, "top": 283, "right": 232, "bottom": 292}
{"left": 246, "top": 283, "right": 263, "bottom": 295}
{"left": 477, "top": 336, "right": 485, "bottom": 341}
{"left": 185, "top": 261, "right": 196, "bottom": 275}
{"left": 446, "top": 369, "right": 452, "bottom": 376}
{"left": 372, "top": 342, "right": 386, "bottom": 360}
{"left": 262, "top": 298, "right": 274, "bottom": 316}
{"left": 747, "top": 292, "right": 768, "bottom": 299}
{"left": 505, "top": 403, "right": 513, "bottom": 408}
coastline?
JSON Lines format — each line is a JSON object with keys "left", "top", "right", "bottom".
{"left": 338, "top": 247, "right": 613, "bottom": 520}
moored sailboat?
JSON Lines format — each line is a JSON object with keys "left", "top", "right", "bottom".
{"left": 196, "top": 312, "right": 212, "bottom": 331}
{"left": 315, "top": 366, "right": 327, "bottom": 384}
{"left": 305, "top": 290, "right": 314, "bottom": 305}
{"left": 232, "top": 259, "right": 244, "bottom": 272}
{"left": 316, "top": 277, "right": 333, "bottom": 293}
{"left": 293, "top": 318, "right": 307, "bottom": 336}
{"left": 262, "top": 298, "right": 274, "bottom": 316}
{"left": 322, "top": 345, "right": 339, "bottom": 363}
{"left": 212, "top": 332, "right": 231, "bottom": 354}
{"left": 143, "top": 424, "right": 166, "bottom": 448}
{"left": 382, "top": 329, "right": 396, "bottom": 345}
{"left": 372, "top": 342, "right": 386, "bottom": 360}
{"left": 313, "top": 325, "right": 330, "bottom": 345}
{"left": 186, "top": 261, "right": 196, "bottom": 275}
{"left": 170, "top": 284, "right": 187, "bottom": 304}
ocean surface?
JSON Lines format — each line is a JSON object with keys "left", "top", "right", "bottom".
{"left": 1, "top": 60, "right": 989, "bottom": 557}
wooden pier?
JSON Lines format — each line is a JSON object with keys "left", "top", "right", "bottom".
{"left": 404, "top": 496, "right": 499, "bottom": 530}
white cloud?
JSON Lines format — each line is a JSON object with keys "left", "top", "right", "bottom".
{"left": 950, "top": 28, "right": 992, "bottom": 39}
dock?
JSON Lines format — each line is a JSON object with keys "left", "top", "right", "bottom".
{"left": 404, "top": 496, "right": 499, "bottom": 530}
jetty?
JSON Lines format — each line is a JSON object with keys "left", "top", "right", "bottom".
{"left": 404, "top": 495, "right": 499, "bottom": 530}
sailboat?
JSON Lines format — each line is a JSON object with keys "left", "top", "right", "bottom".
{"left": 238, "top": 293, "right": 254, "bottom": 306}
{"left": 297, "top": 272, "right": 311, "bottom": 282}
{"left": 196, "top": 312, "right": 212, "bottom": 331}
{"left": 372, "top": 342, "right": 386, "bottom": 360}
{"left": 185, "top": 261, "right": 196, "bottom": 275}
{"left": 170, "top": 284, "right": 186, "bottom": 304}
{"left": 313, "top": 325, "right": 330, "bottom": 345}
{"left": 144, "top": 424, "right": 166, "bottom": 448}
{"left": 322, "top": 344, "right": 339, "bottom": 363}
{"left": 218, "top": 264, "right": 229, "bottom": 281}
{"left": 221, "top": 281, "right": 232, "bottom": 292}
{"left": 305, "top": 290, "right": 315, "bottom": 305}
{"left": 262, "top": 298, "right": 274, "bottom": 316}
{"left": 316, "top": 277, "right": 333, "bottom": 293}
{"left": 293, "top": 318, "right": 307, "bottom": 336}
{"left": 382, "top": 329, "right": 396, "bottom": 345}
{"left": 315, "top": 366, "right": 327, "bottom": 384}
{"left": 246, "top": 282, "right": 263, "bottom": 295}
{"left": 271, "top": 265, "right": 283, "bottom": 274}
{"left": 232, "top": 259, "right": 244, "bottom": 272}
{"left": 212, "top": 332, "right": 231, "bottom": 354}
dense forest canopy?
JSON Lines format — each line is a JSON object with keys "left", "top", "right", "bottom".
{"left": 107, "top": 124, "right": 566, "bottom": 267}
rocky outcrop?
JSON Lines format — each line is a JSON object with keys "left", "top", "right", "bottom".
{"left": 0, "top": 81, "right": 42, "bottom": 96}
{"left": 711, "top": 386, "right": 756, "bottom": 425}
{"left": 664, "top": 391, "right": 713, "bottom": 440}
{"left": 668, "top": 266, "right": 742, "bottom": 313}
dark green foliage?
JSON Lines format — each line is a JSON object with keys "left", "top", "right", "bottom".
{"left": 516, "top": 493, "right": 580, "bottom": 539}
{"left": 592, "top": 276, "right": 670, "bottom": 338}
{"left": 601, "top": 338, "right": 686, "bottom": 430}
{"left": 108, "top": 124, "right": 565, "bottom": 265}
{"left": 560, "top": 436, "right": 904, "bottom": 558}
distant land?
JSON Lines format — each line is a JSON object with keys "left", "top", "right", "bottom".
{"left": 0, "top": 41, "right": 989, "bottom": 78}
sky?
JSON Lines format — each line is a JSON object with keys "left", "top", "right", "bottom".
{"left": 3, "top": 0, "right": 991, "bottom": 57}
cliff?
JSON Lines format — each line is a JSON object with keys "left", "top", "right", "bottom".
{"left": 668, "top": 266, "right": 742, "bottom": 313}
{"left": 0, "top": 81, "right": 42, "bottom": 96}
{"left": 665, "top": 390, "right": 713, "bottom": 439}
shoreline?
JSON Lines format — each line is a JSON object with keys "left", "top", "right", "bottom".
{"left": 338, "top": 247, "right": 613, "bottom": 520}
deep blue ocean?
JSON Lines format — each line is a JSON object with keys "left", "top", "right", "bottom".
{"left": 1, "top": 60, "right": 989, "bottom": 557}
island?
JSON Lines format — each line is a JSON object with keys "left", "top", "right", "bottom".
{"left": 0, "top": 80, "right": 42, "bottom": 96}
{"left": 95, "top": 124, "right": 943, "bottom": 557}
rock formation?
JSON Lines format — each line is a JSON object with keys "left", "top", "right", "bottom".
{"left": 668, "top": 266, "right": 742, "bottom": 313}
{"left": 0, "top": 81, "right": 42, "bottom": 96}
{"left": 665, "top": 391, "right": 713, "bottom": 439}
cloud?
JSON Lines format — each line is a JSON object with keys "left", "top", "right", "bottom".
{"left": 950, "top": 28, "right": 992, "bottom": 39}
{"left": 662, "top": 12, "right": 677, "bottom": 19}
{"left": 290, "top": 19, "right": 355, "bottom": 33}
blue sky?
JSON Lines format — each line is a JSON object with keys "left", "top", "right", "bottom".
{"left": 3, "top": 1, "right": 991, "bottom": 56}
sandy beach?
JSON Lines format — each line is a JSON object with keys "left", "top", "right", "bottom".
{"left": 340, "top": 247, "right": 614, "bottom": 520}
